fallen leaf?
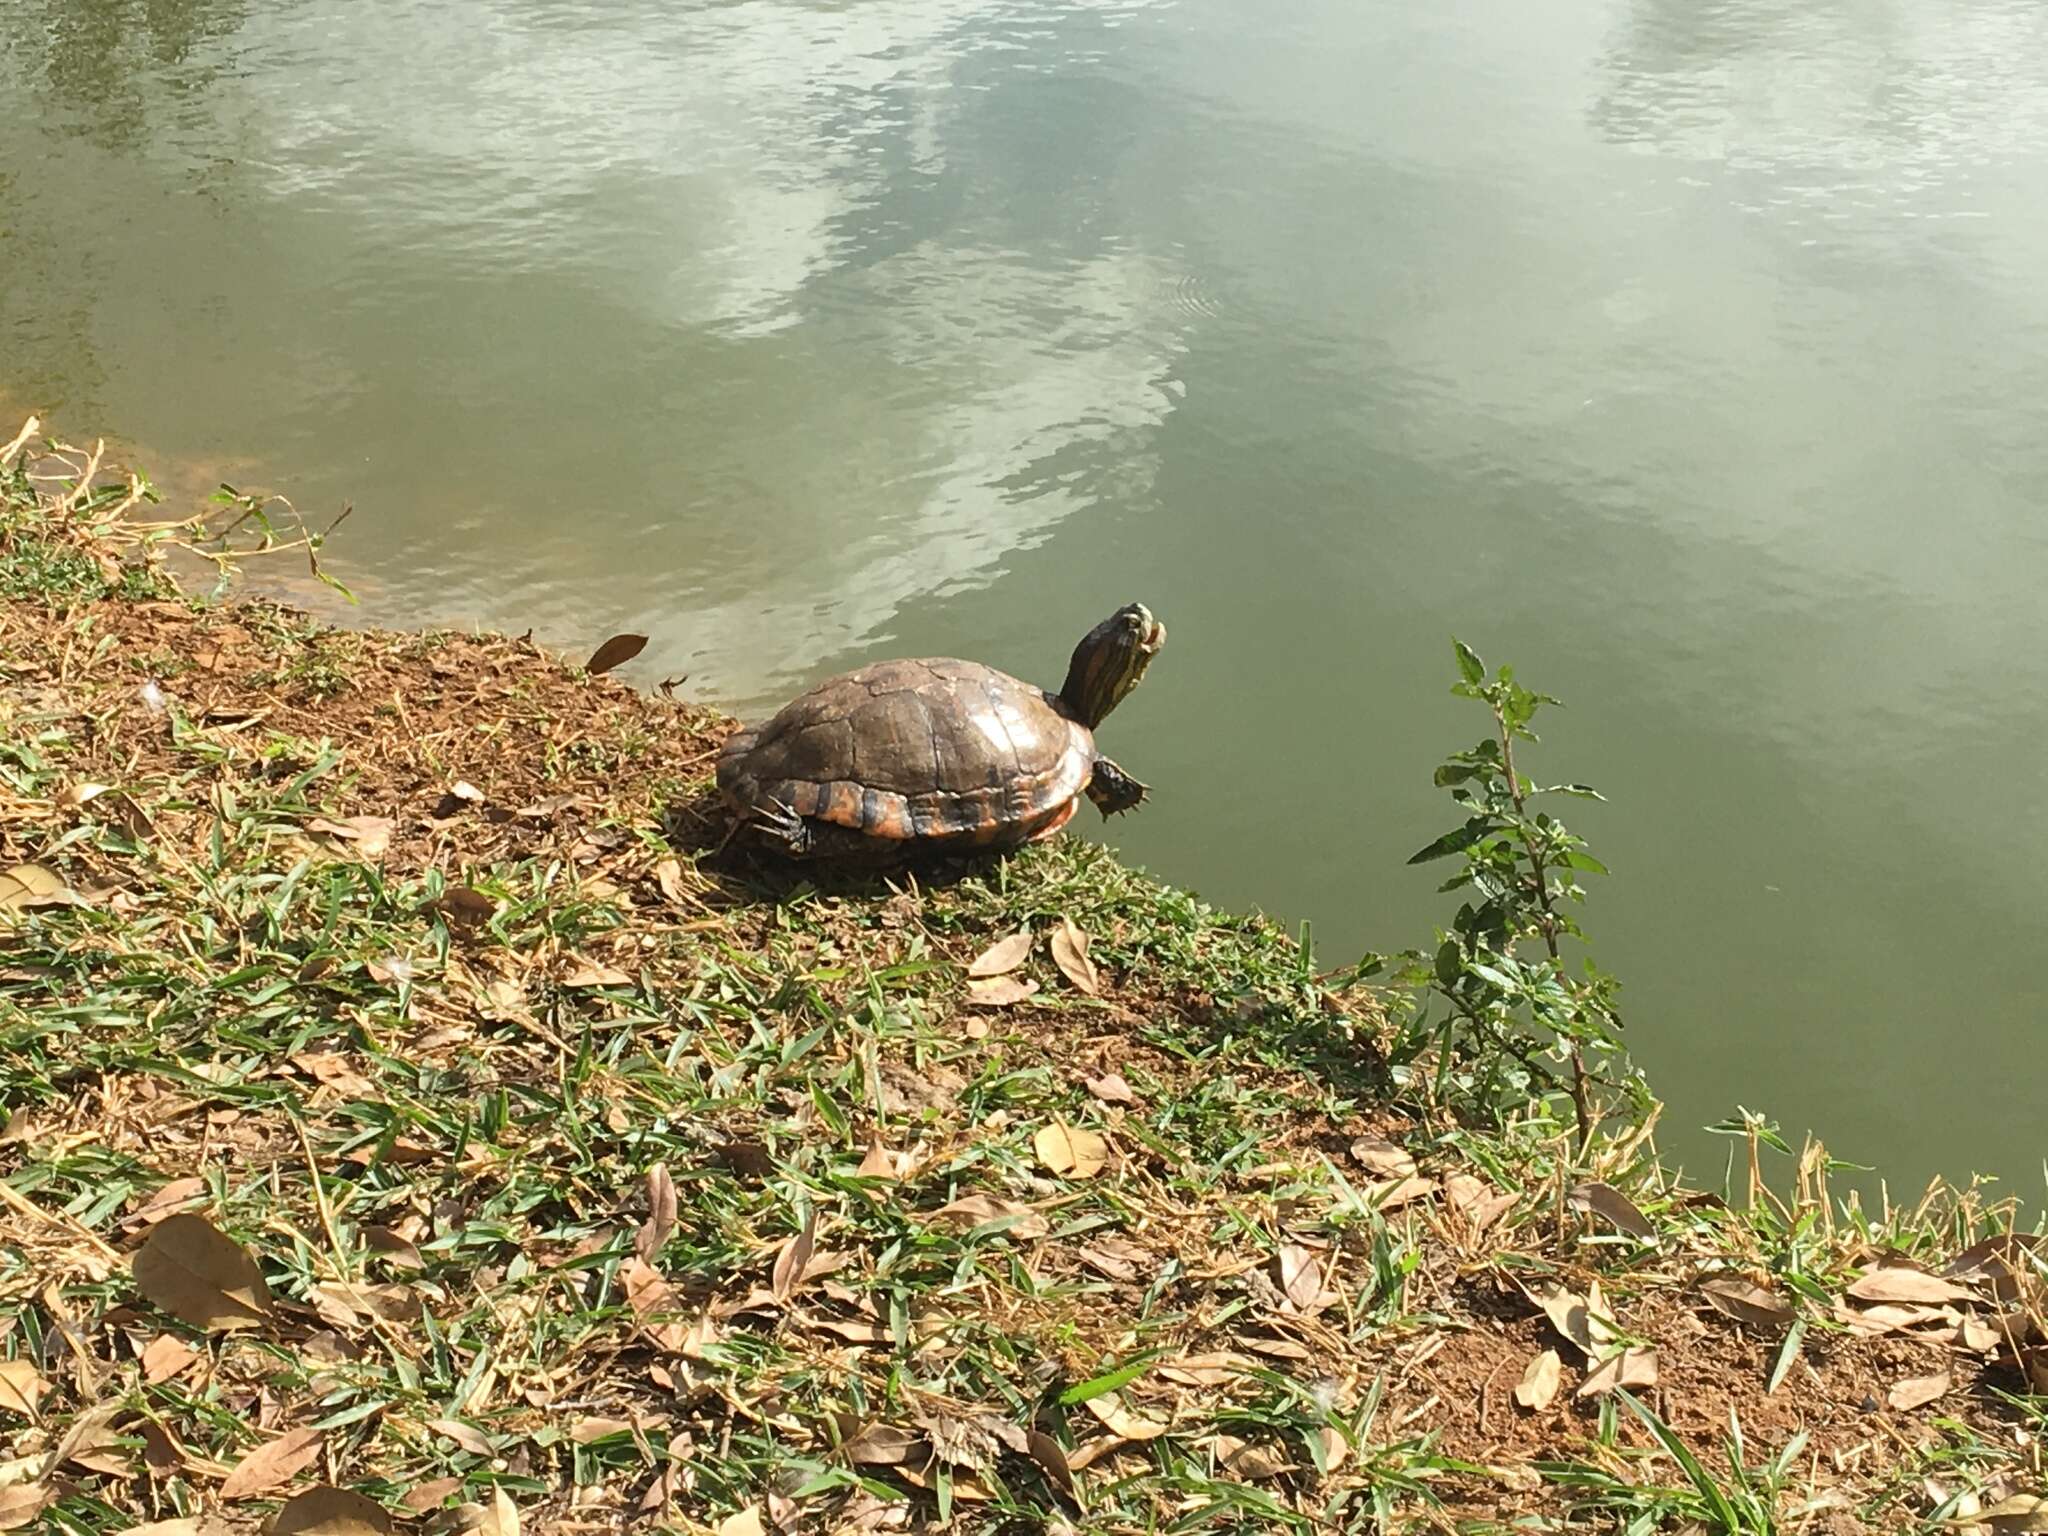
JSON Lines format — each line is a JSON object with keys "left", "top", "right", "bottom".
{"left": 0, "top": 863, "right": 76, "bottom": 913}
{"left": 428, "top": 1418, "right": 492, "bottom": 1455}
{"left": 1577, "top": 1347, "right": 1659, "bottom": 1398}
{"left": 1213, "top": 1434, "right": 1292, "bottom": 1479}
{"left": 116, "top": 1521, "right": 205, "bottom": 1536}
{"left": 1847, "top": 1266, "right": 1978, "bottom": 1306}
{"left": 966, "top": 975, "right": 1037, "bottom": 1007}
{"left": 716, "top": 1510, "right": 766, "bottom": 1536}
{"left": 856, "top": 1138, "right": 898, "bottom": 1181}
{"left": 1349, "top": 1136, "right": 1416, "bottom": 1178}
{"left": 1034, "top": 1122, "right": 1108, "bottom": 1180}
{"left": 1700, "top": 1277, "right": 1795, "bottom": 1328}
{"left": 448, "top": 780, "right": 486, "bottom": 805}
{"left": 771, "top": 1208, "right": 819, "bottom": 1300}
{"left": 57, "top": 782, "right": 113, "bottom": 810}
{"left": 572, "top": 1417, "right": 635, "bottom": 1443}
{"left": 1275, "top": 1244, "right": 1324, "bottom": 1311}
{"left": 967, "top": 931, "right": 1032, "bottom": 977}
{"left": 1081, "top": 1392, "right": 1171, "bottom": 1440}
{"left": 1887, "top": 1370, "right": 1952, "bottom": 1411}
{"left": 653, "top": 858, "right": 689, "bottom": 905}
{"left": 841, "top": 1422, "right": 927, "bottom": 1467}
{"left": 133, "top": 1213, "right": 275, "bottom": 1332}
{"left": 474, "top": 1487, "right": 520, "bottom": 1536}
{"left": 305, "top": 816, "right": 394, "bottom": 859}
{"left": 1567, "top": 1180, "right": 1657, "bottom": 1239}
{"left": 1979, "top": 1494, "right": 2048, "bottom": 1529}
{"left": 585, "top": 633, "right": 648, "bottom": 675}
{"left": 140, "top": 1333, "right": 200, "bottom": 1385}
{"left": 219, "top": 1424, "right": 324, "bottom": 1499}
{"left": 1513, "top": 1349, "right": 1561, "bottom": 1411}
{"left": 563, "top": 957, "right": 633, "bottom": 988}
{"left": 1834, "top": 1299, "right": 1952, "bottom": 1336}
{"left": 294, "top": 1051, "right": 375, "bottom": 1098}
{"left": 929, "top": 1194, "right": 1049, "bottom": 1239}
{"left": 268, "top": 1486, "right": 392, "bottom": 1535}
{"left": 401, "top": 1478, "right": 464, "bottom": 1514}
{"left": 1372, "top": 1174, "right": 1437, "bottom": 1210}
{"left": 1085, "top": 1071, "right": 1137, "bottom": 1105}
{"left": 0, "top": 1362, "right": 42, "bottom": 1418}
{"left": 0, "top": 1486, "right": 53, "bottom": 1532}
{"left": 1025, "top": 1429, "right": 1077, "bottom": 1500}
{"left": 434, "top": 886, "right": 496, "bottom": 927}
{"left": 1158, "top": 1352, "right": 1257, "bottom": 1387}
{"left": 622, "top": 1259, "right": 694, "bottom": 1353}
{"left": 637, "top": 1165, "right": 678, "bottom": 1263}
{"left": 1961, "top": 1315, "right": 2003, "bottom": 1353}
{"left": 363, "top": 1227, "right": 425, "bottom": 1272}
{"left": 1051, "top": 918, "right": 1099, "bottom": 994}
{"left": 1528, "top": 1280, "right": 1620, "bottom": 1360}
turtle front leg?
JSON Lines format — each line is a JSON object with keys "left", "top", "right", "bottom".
{"left": 1085, "top": 757, "right": 1149, "bottom": 819}
{"left": 749, "top": 797, "right": 815, "bottom": 857}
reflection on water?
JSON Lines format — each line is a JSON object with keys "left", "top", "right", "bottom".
{"left": 7, "top": 0, "right": 2048, "bottom": 1193}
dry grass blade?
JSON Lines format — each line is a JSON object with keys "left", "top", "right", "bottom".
{"left": 132, "top": 1214, "right": 274, "bottom": 1332}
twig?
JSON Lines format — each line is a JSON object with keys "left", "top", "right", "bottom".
{"left": 56, "top": 438, "right": 105, "bottom": 515}
{"left": 0, "top": 416, "right": 38, "bottom": 469}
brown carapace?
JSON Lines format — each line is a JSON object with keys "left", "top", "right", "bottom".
{"left": 716, "top": 603, "right": 1164, "bottom": 860}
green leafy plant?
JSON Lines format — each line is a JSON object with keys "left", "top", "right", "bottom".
{"left": 1372, "top": 640, "right": 1642, "bottom": 1144}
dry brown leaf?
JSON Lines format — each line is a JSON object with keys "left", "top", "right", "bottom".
{"left": 1835, "top": 1300, "right": 1952, "bottom": 1336}
{"left": 1158, "top": 1351, "right": 1256, "bottom": 1387}
{"left": 0, "top": 1361, "right": 43, "bottom": 1419}
{"left": 929, "top": 1194, "right": 1049, "bottom": 1239}
{"left": 269, "top": 1486, "right": 393, "bottom": 1535}
{"left": 434, "top": 886, "right": 496, "bottom": 927}
{"left": 401, "top": 1478, "right": 465, "bottom": 1515}
{"left": 1081, "top": 1392, "right": 1171, "bottom": 1439}
{"left": 1275, "top": 1244, "right": 1324, "bottom": 1312}
{"left": 771, "top": 1208, "right": 820, "bottom": 1300}
{"left": 967, "top": 931, "right": 1032, "bottom": 976}
{"left": 563, "top": 957, "right": 633, "bottom": 988}
{"left": 842, "top": 1422, "right": 927, "bottom": 1467}
{"left": 1577, "top": 1347, "right": 1659, "bottom": 1398}
{"left": 1847, "top": 1266, "right": 1977, "bottom": 1306}
{"left": 1051, "top": 918, "right": 1099, "bottom": 994}
{"left": 1033, "top": 1121, "right": 1108, "bottom": 1179}
{"left": 1064, "top": 1437, "right": 1127, "bottom": 1471}
{"left": 1213, "top": 1434, "right": 1293, "bottom": 1479}
{"left": 637, "top": 1165, "right": 678, "bottom": 1264}
{"left": 1349, "top": 1136, "right": 1416, "bottom": 1179}
{"left": 466, "top": 1487, "right": 520, "bottom": 1536}
{"left": 717, "top": 1510, "right": 766, "bottom": 1536}
{"left": 219, "top": 1424, "right": 324, "bottom": 1499}
{"left": 294, "top": 1051, "right": 375, "bottom": 1097}
{"left": 966, "top": 975, "right": 1038, "bottom": 1007}
{"left": 0, "top": 1486, "right": 53, "bottom": 1532}
{"left": 1700, "top": 1277, "right": 1795, "bottom": 1328}
{"left": 622, "top": 1258, "right": 694, "bottom": 1353}
{"left": 363, "top": 1227, "right": 425, "bottom": 1272}
{"left": 1514, "top": 1348, "right": 1562, "bottom": 1410}
{"left": 428, "top": 1418, "right": 492, "bottom": 1456}
{"left": 585, "top": 633, "right": 648, "bottom": 675}
{"left": 57, "top": 781, "right": 113, "bottom": 810}
{"left": 133, "top": 1213, "right": 274, "bottom": 1332}
{"left": 1979, "top": 1494, "right": 2048, "bottom": 1530}
{"left": 1084, "top": 1071, "right": 1137, "bottom": 1105}
{"left": 1025, "top": 1429, "right": 1077, "bottom": 1500}
{"left": 856, "top": 1138, "right": 898, "bottom": 1181}
{"left": 0, "top": 863, "right": 76, "bottom": 913}
{"left": 571, "top": 1417, "right": 636, "bottom": 1444}
{"left": 1372, "top": 1174, "right": 1437, "bottom": 1210}
{"left": 116, "top": 1520, "right": 206, "bottom": 1536}
{"left": 140, "top": 1333, "right": 199, "bottom": 1385}
{"left": 1887, "top": 1370, "right": 1952, "bottom": 1411}
{"left": 306, "top": 816, "right": 393, "bottom": 858}
{"left": 1567, "top": 1180, "right": 1657, "bottom": 1240}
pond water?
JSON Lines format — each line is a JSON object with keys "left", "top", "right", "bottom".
{"left": 8, "top": 0, "right": 2048, "bottom": 1195}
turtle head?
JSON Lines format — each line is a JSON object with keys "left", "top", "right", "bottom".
{"left": 1059, "top": 602, "right": 1165, "bottom": 728}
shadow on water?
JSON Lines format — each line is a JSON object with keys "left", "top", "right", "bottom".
{"left": 4, "top": 0, "right": 252, "bottom": 153}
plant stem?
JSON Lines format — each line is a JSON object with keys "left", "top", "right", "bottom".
{"left": 1492, "top": 700, "right": 1596, "bottom": 1148}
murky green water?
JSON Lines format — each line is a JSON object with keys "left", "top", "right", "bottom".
{"left": 8, "top": 0, "right": 2048, "bottom": 1194}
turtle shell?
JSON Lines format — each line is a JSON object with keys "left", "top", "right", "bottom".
{"left": 716, "top": 658, "right": 1094, "bottom": 848}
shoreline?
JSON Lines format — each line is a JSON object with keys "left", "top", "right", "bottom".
{"left": 2, "top": 420, "right": 2042, "bottom": 1531}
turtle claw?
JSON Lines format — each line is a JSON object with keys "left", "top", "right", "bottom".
{"left": 1086, "top": 759, "right": 1149, "bottom": 819}
{"left": 748, "top": 798, "right": 814, "bottom": 857}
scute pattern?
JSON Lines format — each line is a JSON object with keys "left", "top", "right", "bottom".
{"left": 716, "top": 658, "right": 1095, "bottom": 848}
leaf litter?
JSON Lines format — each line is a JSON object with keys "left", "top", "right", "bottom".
{"left": 0, "top": 425, "right": 2036, "bottom": 1534}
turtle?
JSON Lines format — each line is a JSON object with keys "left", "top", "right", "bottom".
{"left": 715, "top": 602, "right": 1165, "bottom": 860}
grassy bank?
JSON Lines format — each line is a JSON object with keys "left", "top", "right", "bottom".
{"left": 0, "top": 420, "right": 2043, "bottom": 1534}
